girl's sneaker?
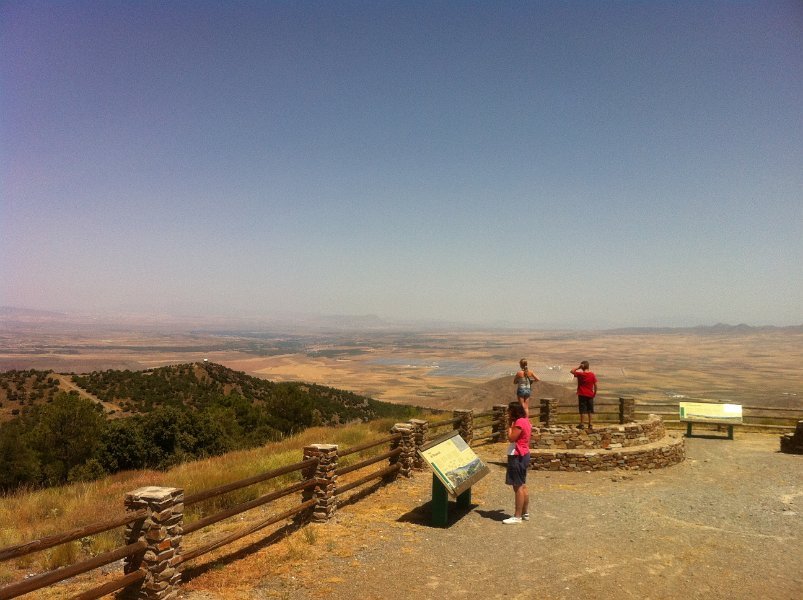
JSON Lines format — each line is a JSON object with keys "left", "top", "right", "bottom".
{"left": 502, "top": 516, "right": 522, "bottom": 524}
{"left": 522, "top": 513, "right": 529, "bottom": 521}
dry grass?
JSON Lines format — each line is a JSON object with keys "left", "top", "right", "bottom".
{"left": 0, "top": 419, "right": 408, "bottom": 590}
{"left": 177, "top": 467, "right": 433, "bottom": 600}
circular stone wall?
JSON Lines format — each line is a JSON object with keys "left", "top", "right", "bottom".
{"left": 533, "top": 414, "right": 666, "bottom": 451}
{"left": 529, "top": 415, "right": 685, "bottom": 471}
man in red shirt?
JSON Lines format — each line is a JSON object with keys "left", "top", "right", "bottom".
{"left": 570, "top": 361, "right": 598, "bottom": 431}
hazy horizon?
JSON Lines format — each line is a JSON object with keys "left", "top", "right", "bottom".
{"left": 1, "top": 304, "right": 800, "bottom": 332}
{"left": 2, "top": 2, "right": 801, "bottom": 329}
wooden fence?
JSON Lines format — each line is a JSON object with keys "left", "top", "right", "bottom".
{"left": 559, "top": 395, "right": 803, "bottom": 429}
{"left": 0, "top": 422, "right": 419, "bottom": 600}
{"left": 1, "top": 399, "right": 799, "bottom": 599}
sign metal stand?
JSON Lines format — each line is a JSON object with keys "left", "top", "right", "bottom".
{"left": 431, "top": 474, "right": 472, "bottom": 527}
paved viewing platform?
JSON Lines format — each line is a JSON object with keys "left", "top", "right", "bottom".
{"left": 180, "top": 432, "right": 802, "bottom": 600}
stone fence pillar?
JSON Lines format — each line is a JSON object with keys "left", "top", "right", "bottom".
{"left": 454, "top": 409, "right": 473, "bottom": 444}
{"left": 539, "top": 397, "right": 558, "bottom": 427}
{"left": 619, "top": 397, "right": 635, "bottom": 424}
{"left": 780, "top": 420, "right": 803, "bottom": 454}
{"left": 390, "top": 423, "right": 415, "bottom": 478}
{"left": 299, "top": 444, "right": 338, "bottom": 524}
{"left": 409, "top": 419, "right": 428, "bottom": 468}
{"left": 492, "top": 404, "right": 509, "bottom": 442}
{"left": 120, "top": 486, "right": 184, "bottom": 600}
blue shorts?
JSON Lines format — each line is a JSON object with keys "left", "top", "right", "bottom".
{"left": 517, "top": 388, "right": 531, "bottom": 399}
{"left": 506, "top": 454, "right": 530, "bottom": 486}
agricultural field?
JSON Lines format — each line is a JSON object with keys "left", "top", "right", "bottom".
{"left": 1, "top": 320, "right": 800, "bottom": 411}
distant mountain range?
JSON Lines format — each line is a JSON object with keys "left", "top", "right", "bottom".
{"left": 603, "top": 323, "right": 803, "bottom": 335}
{"left": 0, "top": 306, "right": 68, "bottom": 320}
{"left": 1, "top": 306, "right": 800, "bottom": 333}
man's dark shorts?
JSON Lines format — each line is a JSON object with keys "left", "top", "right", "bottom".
{"left": 578, "top": 395, "right": 595, "bottom": 414}
{"left": 506, "top": 454, "right": 530, "bottom": 486}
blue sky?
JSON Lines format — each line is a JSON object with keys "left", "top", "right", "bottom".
{"left": 2, "top": 1, "right": 801, "bottom": 328}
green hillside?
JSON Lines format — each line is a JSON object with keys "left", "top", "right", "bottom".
{"left": 0, "top": 362, "right": 420, "bottom": 492}
{"left": 71, "top": 361, "right": 410, "bottom": 425}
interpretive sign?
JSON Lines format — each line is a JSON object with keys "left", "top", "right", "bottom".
{"left": 679, "top": 402, "right": 743, "bottom": 423}
{"left": 679, "top": 401, "right": 742, "bottom": 440}
{"left": 418, "top": 431, "right": 489, "bottom": 498}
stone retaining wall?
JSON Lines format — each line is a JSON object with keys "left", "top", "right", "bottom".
{"left": 530, "top": 435, "right": 685, "bottom": 472}
{"left": 533, "top": 415, "right": 666, "bottom": 451}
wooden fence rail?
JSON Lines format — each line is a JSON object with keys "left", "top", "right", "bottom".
{"left": 338, "top": 433, "right": 401, "bottom": 458}
{"left": 470, "top": 410, "right": 499, "bottom": 444}
{"left": 335, "top": 447, "right": 402, "bottom": 477}
{"left": 179, "top": 500, "right": 317, "bottom": 565}
{"left": 335, "top": 463, "right": 402, "bottom": 497}
{"left": 541, "top": 396, "right": 803, "bottom": 427}
{"left": 0, "top": 510, "right": 148, "bottom": 563}
{"left": 427, "top": 415, "right": 463, "bottom": 429}
{"left": 0, "top": 541, "right": 146, "bottom": 600}
{"left": 335, "top": 424, "right": 414, "bottom": 498}
{"left": 182, "top": 479, "right": 316, "bottom": 536}
{"left": 72, "top": 568, "right": 147, "bottom": 600}
{"left": 183, "top": 457, "right": 318, "bottom": 507}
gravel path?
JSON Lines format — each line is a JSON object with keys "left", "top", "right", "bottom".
{"left": 182, "top": 433, "right": 802, "bottom": 600}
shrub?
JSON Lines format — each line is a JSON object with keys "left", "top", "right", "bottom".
{"left": 67, "top": 459, "right": 107, "bottom": 483}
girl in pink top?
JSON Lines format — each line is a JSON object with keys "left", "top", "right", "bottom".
{"left": 504, "top": 401, "right": 532, "bottom": 524}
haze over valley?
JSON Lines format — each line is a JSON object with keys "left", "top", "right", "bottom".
{"left": 2, "top": 307, "right": 800, "bottom": 413}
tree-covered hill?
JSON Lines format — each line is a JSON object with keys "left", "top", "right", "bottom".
{"left": 71, "top": 361, "right": 410, "bottom": 425}
{"left": 0, "top": 363, "right": 420, "bottom": 492}
{"left": 0, "top": 369, "right": 62, "bottom": 419}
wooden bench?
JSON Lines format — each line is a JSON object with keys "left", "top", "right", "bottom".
{"left": 679, "top": 401, "right": 743, "bottom": 440}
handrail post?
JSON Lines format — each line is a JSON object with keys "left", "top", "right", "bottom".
{"left": 409, "top": 419, "right": 428, "bottom": 468}
{"left": 454, "top": 409, "right": 473, "bottom": 444}
{"left": 390, "top": 424, "right": 414, "bottom": 478}
{"left": 299, "top": 445, "right": 338, "bottom": 524}
{"left": 492, "top": 405, "right": 508, "bottom": 442}
{"left": 119, "top": 486, "right": 184, "bottom": 600}
{"left": 539, "top": 397, "right": 557, "bottom": 427}
{"left": 619, "top": 397, "right": 635, "bottom": 424}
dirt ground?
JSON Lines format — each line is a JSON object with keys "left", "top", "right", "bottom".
{"left": 179, "top": 432, "right": 802, "bottom": 600}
